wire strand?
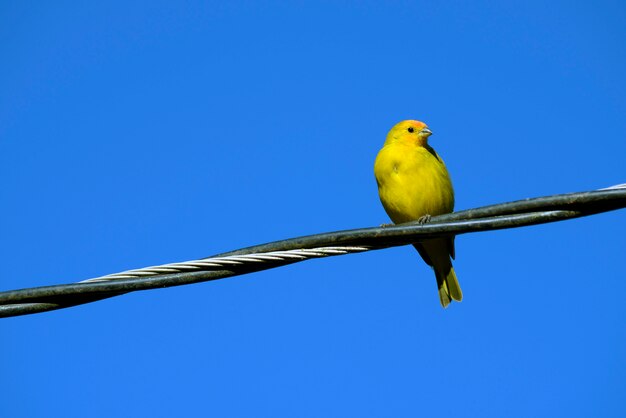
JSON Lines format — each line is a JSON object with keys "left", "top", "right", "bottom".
{"left": 1, "top": 184, "right": 625, "bottom": 318}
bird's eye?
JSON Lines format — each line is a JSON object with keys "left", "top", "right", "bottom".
{"left": 408, "top": 127, "right": 415, "bottom": 133}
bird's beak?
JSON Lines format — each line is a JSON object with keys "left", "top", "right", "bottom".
{"left": 420, "top": 128, "right": 433, "bottom": 137}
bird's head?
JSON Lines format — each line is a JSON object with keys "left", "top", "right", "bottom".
{"left": 385, "top": 120, "right": 432, "bottom": 147}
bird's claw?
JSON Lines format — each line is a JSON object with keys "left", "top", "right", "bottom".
{"left": 380, "top": 223, "right": 394, "bottom": 228}
{"left": 417, "top": 214, "right": 432, "bottom": 224}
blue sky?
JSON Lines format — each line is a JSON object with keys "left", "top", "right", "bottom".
{"left": 1, "top": 1, "right": 625, "bottom": 417}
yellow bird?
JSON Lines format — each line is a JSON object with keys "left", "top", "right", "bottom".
{"left": 374, "top": 120, "right": 462, "bottom": 307}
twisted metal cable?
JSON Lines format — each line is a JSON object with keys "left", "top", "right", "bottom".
{"left": 1, "top": 183, "right": 625, "bottom": 318}
{"left": 81, "top": 246, "right": 372, "bottom": 283}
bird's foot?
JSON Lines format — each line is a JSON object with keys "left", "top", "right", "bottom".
{"left": 417, "top": 214, "right": 432, "bottom": 224}
{"left": 380, "top": 222, "right": 394, "bottom": 228}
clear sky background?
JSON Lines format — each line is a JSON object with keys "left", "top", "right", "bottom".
{"left": 1, "top": 1, "right": 625, "bottom": 417}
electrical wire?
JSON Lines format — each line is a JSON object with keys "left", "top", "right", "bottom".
{"left": 1, "top": 184, "right": 625, "bottom": 318}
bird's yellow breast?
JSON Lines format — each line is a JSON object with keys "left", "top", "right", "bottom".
{"left": 374, "top": 142, "right": 454, "bottom": 224}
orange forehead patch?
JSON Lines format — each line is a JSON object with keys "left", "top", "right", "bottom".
{"left": 405, "top": 120, "right": 427, "bottom": 129}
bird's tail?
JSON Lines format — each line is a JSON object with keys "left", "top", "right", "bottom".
{"left": 435, "top": 266, "right": 463, "bottom": 308}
